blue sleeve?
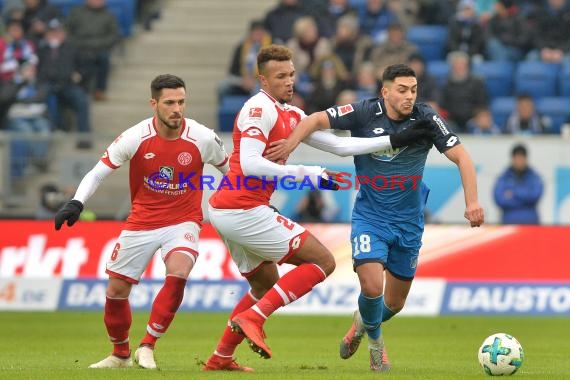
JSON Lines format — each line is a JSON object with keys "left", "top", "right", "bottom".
{"left": 326, "top": 99, "right": 373, "bottom": 132}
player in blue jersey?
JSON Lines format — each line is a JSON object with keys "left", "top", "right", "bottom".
{"left": 265, "top": 63, "right": 485, "bottom": 372}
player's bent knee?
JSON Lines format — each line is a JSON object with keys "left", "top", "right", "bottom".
{"left": 320, "top": 254, "right": 336, "bottom": 276}
{"left": 106, "top": 277, "right": 132, "bottom": 298}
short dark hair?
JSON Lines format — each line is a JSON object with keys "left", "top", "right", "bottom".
{"left": 257, "top": 44, "right": 292, "bottom": 74}
{"left": 382, "top": 64, "right": 416, "bottom": 82}
{"left": 511, "top": 143, "right": 527, "bottom": 157}
{"left": 150, "top": 74, "right": 185, "bottom": 100}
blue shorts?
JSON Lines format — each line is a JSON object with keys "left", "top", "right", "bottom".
{"left": 350, "top": 214, "right": 424, "bottom": 280}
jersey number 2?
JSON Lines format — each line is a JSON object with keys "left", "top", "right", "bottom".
{"left": 276, "top": 215, "right": 295, "bottom": 230}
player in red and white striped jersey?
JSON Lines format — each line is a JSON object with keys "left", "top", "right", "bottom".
{"left": 55, "top": 74, "right": 228, "bottom": 370}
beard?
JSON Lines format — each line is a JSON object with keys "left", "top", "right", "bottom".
{"left": 158, "top": 113, "right": 182, "bottom": 129}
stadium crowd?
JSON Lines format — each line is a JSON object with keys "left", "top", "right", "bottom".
{"left": 0, "top": 0, "right": 157, "bottom": 180}
{"left": 218, "top": 0, "right": 570, "bottom": 135}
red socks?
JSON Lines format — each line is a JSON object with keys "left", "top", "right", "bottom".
{"left": 255, "top": 263, "right": 326, "bottom": 318}
{"left": 104, "top": 297, "right": 131, "bottom": 358}
{"left": 140, "top": 275, "right": 187, "bottom": 348}
{"left": 214, "top": 291, "right": 257, "bottom": 357}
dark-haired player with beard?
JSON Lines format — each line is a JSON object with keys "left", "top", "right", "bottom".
{"left": 54, "top": 74, "right": 229, "bottom": 370}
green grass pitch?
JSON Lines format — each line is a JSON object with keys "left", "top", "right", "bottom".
{"left": 1, "top": 312, "right": 569, "bottom": 379}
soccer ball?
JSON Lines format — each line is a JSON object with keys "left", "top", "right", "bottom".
{"left": 478, "top": 333, "right": 524, "bottom": 376}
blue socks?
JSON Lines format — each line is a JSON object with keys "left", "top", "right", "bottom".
{"left": 358, "top": 293, "right": 383, "bottom": 340}
{"left": 382, "top": 301, "right": 396, "bottom": 322}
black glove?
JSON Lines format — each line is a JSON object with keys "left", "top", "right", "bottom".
{"left": 389, "top": 119, "right": 434, "bottom": 148}
{"left": 319, "top": 175, "right": 339, "bottom": 191}
{"left": 54, "top": 200, "right": 84, "bottom": 230}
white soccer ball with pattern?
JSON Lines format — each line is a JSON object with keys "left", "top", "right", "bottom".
{"left": 478, "top": 333, "right": 524, "bottom": 376}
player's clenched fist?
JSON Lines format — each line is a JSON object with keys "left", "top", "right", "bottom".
{"left": 54, "top": 200, "right": 84, "bottom": 230}
{"left": 390, "top": 119, "right": 434, "bottom": 148}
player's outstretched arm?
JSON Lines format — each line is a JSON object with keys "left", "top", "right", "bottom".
{"left": 241, "top": 137, "right": 327, "bottom": 188}
{"left": 54, "top": 161, "right": 113, "bottom": 230}
{"left": 444, "top": 144, "right": 485, "bottom": 227}
{"left": 267, "top": 117, "right": 434, "bottom": 160}
{"left": 265, "top": 111, "right": 330, "bottom": 161}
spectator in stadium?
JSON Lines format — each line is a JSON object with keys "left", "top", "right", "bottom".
{"left": 386, "top": 0, "right": 419, "bottom": 29}
{"left": 406, "top": 52, "right": 440, "bottom": 109}
{"left": 526, "top": 0, "right": 570, "bottom": 64}
{"left": 369, "top": 21, "right": 418, "bottom": 79}
{"left": 440, "top": 50, "right": 488, "bottom": 133}
{"left": 485, "top": 0, "right": 530, "bottom": 62}
{"left": 264, "top": 63, "right": 484, "bottom": 373}
{"left": 416, "top": 0, "right": 458, "bottom": 25}
{"left": 36, "top": 183, "right": 68, "bottom": 220}
{"left": 330, "top": 14, "right": 373, "bottom": 80}
{"left": 306, "top": 57, "right": 350, "bottom": 113}
{"left": 263, "top": 0, "right": 306, "bottom": 44}
{"left": 286, "top": 16, "right": 332, "bottom": 76}
{"left": 0, "top": 18, "right": 38, "bottom": 83}
{"left": 217, "top": 19, "right": 271, "bottom": 99}
{"left": 295, "top": 189, "right": 340, "bottom": 222}
{"left": 353, "top": 61, "right": 380, "bottom": 100}
{"left": 466, "top": 106, "right": 502, "bottom": 135}
{"left": 356, "top": 0, "right": 399, "bottom": 44}
{"left": 136, "top": 0, "right": 162, "bottom": 31}
{"left": 494, "top": 143, "right": 543, "bottom": 224}
{"left": 504, "top": 94, "right": 552, "bottom": 135}
{"left": 1, "top": 61, "right": 51, "bottom": 178}
{"left": 203, "top": 46, "right": 431, "bottom": 372}
{"left": 65, "top": 0, "right": 121, "bottom": 101}
{"left": 36, "top": 18, "right": 92, "bottom": 149}
{"left": 21, "top": 0, "right": 60, "bottom": 45}
{"left": 286, "top": 15, "right": 332, "bottom": 98}
{"left": 446, "top": 0, "right": 486, "bottom": 63}
{"left": 312, "top": 0, "right": 358, "bottom": 38}
{"left": 54, "top": 74, "right": 230, "bottom": 370}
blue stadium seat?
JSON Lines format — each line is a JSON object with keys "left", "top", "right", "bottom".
{"left": 490, "top": 97, "right": 516, "bottom": 131}
{"left": 559, "top": 64, "right": 570, "bottom": 97}
{"left": 514, "top": 61, "right": 560, "bottom": 99}
{"left": 49, "top": 0, "right": 135, "bottom": 36}
{"left": 472, "top": 61, "right": 515, "bottom": 99}
{"left": 218, "top": 96, "right": 249, "bottom": 132}
{"left": 348, "top": 0, "right": 367, "bottom": 7}
{"left": 426, "top": 60, "right": 449, "bottom": 87}
{"left": 536, "top": 97, "right": 570, "bottom": 134}
{"left": 406, "top": 25, "right": 448, "bottom": 62}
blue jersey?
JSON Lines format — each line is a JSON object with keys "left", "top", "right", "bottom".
{"left": 326, "top": 98, "right": 460, "bottom": 222}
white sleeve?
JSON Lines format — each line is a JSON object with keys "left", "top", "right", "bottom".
{"left": 240, "top": 137, "right": 324, "bottom": 184}
{"left": 207, "top": 131, "right": 230, "bottom": 174}
{"left": 72, "top": 161, "right": 114, "bottom": 204}
{"left": 302, "top": 130, "right": 392, "bottom": 157}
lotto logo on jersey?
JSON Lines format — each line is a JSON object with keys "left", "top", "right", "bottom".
{"left": 249, "top": 107, "right": 263, "bottom": 118}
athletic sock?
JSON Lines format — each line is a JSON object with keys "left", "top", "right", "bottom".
{"left": 214, "top": 291, "right": 258, "bottom": 357}
{"left": 140, "top": 275, "right": 187, "bottom": 348}
{"left": 381, "top": 300, "right": 396, "bottom": 322}
{"left": 104, "top": 297, "right": 131, "bottom": 358}
{"left": 358, "top": 293, "right": 383, "bottom": 340}
{"left": 254, "top": 263, "right": 326, "bottom": 318}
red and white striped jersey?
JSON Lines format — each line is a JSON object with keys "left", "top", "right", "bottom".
{"left": 209, "top": 90, "right": 305, "bottom": 209}
{"left": 101, "top": 117, "right": 228, "bottom": 230}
